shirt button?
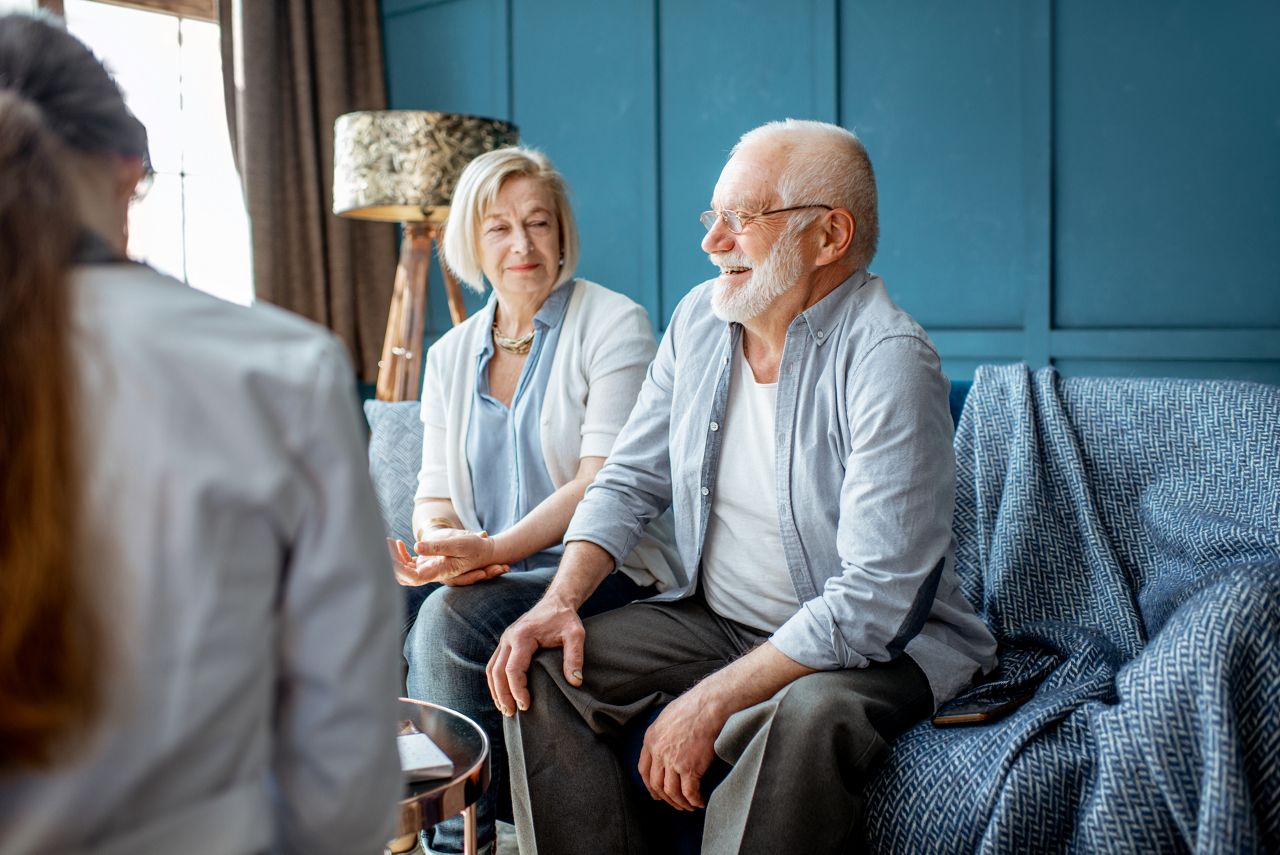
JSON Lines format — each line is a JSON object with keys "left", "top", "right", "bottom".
{"left": 816, "top": 328, "right": 825, "bottom": 339}
{"left": 701, "top": 486, "right": 710, "bottom": 496}
{"left": 710, "top": 421, "right": 719, "bottom": 432}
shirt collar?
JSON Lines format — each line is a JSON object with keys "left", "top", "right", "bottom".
{"left": 73, "top": 229, "right": 130, "bottom": 265}
{"left": 534, "top": 277, "right": 574, "bottom": 329}
{"left": 476, "top": 295, "right": 498, "bottom": 358}
{"left": 794, "top": 267, "right": 870, "bottom": 346}
{"left": 474, "top": 278, "right": 576, "bottom": 357}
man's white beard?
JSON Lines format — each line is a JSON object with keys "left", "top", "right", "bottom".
{"left": 709, "top": 227, "right": 807, "bottom": 323}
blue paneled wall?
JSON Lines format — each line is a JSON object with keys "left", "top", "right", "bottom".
{"left": 381, "top": 0, "right": 1280, "bottom": 382}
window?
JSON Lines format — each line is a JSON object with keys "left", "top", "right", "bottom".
{"left": 62, "top": 0, "right": 253, "bottom": 305}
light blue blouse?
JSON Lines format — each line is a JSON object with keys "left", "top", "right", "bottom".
{"left": 465, "top": 280, "right": 576, "bottom": 573}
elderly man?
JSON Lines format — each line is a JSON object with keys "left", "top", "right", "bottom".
{"left": 488, "top": 119, "right": 998, "bottom": 854}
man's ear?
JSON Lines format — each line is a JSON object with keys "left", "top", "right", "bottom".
{"left": 814, "top": 208, "right": 856, "bottom": 266}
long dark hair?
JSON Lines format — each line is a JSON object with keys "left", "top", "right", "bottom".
{"left": 0, "top": 13, "right": 148, "bottom": 770}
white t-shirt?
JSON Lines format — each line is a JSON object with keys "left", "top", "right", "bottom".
{"left": 700, "top": 340, "right": 800, "bottom": 632}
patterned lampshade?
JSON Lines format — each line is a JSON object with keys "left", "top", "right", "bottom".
{"left": 332, "top": 111, "right": 519, "bottom": 223}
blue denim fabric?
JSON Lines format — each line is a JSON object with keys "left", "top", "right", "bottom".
{"left": 405, "top": 568, "right": 651, "bottom": 853}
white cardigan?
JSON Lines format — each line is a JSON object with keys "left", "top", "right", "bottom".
{"left": 414, "top": 279, "right": 681, "bottom": 591}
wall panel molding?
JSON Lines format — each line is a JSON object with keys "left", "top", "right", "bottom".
{"left": 1021, "top": 0, "right": 1052, "bottom": 367}
{"left": 382, "top": 0, "right": 467, "bottom": 19}
{"left": 1051, "top": 330, "right": 1280, "bottom": 362}
{"left": 382, "top": 0, "right": 1280, "bottom": 382}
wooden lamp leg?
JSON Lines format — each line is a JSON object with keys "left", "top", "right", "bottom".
{"left": 434, "top": 224, "right": 469, "bottom": 328}
{"left": 374, "top": 267, "right": 405, "bottom": 402}
{"left": 375, "top": 222, "right": 470, "bottom": 402}
{"left": 376, "top": 223, "right": 433, "bottom": 401}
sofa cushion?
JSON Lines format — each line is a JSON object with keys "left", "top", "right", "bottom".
{"left": 363, "top": 400, "right": 422, "bottom": 547}
{"left": 364, "top": 399, "right": 433, "bottom": 632}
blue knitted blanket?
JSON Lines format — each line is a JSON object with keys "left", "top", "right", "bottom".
{"left": 864, "top": 365, "right": 1280, "bottom": 854}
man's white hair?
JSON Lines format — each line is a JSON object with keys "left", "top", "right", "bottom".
{"left": 733, "top": 119, "right": 879, "bottom": 270}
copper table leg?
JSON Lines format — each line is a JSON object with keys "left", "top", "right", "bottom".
{"left": 463, "top": 804, "right": 478, "bottom": 855}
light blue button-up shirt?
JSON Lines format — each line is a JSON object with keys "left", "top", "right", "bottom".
{"left": 467, "top": 281, "right": 574, "bottom": 573}
{"left": 566, "top": 269, "right": 998, "bottom": 707}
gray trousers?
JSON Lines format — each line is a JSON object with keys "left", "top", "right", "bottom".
{"left": 504, "top": 596, "right": 933, "bottom": 854}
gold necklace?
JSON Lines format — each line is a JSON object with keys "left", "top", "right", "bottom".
{"left": 492, "top": 322, "right": 535, "bottom": 355}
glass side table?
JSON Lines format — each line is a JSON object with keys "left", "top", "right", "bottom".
{"left": 387, "top": 698, "right": 491, "bottom": 855}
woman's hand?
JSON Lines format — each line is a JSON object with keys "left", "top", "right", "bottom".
{"left": 387, "top": 536, "right": 508, "bottom": 587}
{"left": 414, "top": 529, "right": 510, "bottom": 586}
{"left": 388, "top": 538, "right": 426, "bottom": 586}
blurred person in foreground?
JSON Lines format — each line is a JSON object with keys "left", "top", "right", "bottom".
{"left": 0, "top": 14, "right": 400, "bottom": 854}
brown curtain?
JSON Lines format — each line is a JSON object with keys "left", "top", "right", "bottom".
{"left": 219, "top": 0, "right": 396, "bottom": 382}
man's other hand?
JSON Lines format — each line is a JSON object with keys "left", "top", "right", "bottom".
{"left": 638, "top": 687, "right": 727, "bottom": 811}
{"left": 487, "top": 594, "right": 585, "bottom": 717}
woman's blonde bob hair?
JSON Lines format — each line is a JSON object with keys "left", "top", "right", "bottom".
{"left": 441, "top": 146, "right": 580, "bottom": 293}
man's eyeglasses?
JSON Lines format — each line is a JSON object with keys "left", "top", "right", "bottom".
{"left": 699, "top": 204, "right": 832, "bottom": 234}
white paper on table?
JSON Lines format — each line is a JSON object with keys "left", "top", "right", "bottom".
{"left": 397, "top": 731, "right": 454, "bottom": 781}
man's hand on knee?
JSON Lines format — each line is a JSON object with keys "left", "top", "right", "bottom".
{"left": 637, "top": 643, "right": 817, "bottom": 811}
{"left": 637, "top": 689, "right": 726, "bottom": 811}
{"left": 487, "top": 594, "right": 587, "bottom": 716}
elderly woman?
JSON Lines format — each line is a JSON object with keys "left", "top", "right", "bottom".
{"left": 389, "top": 146, "right": 678, "bottom": 855}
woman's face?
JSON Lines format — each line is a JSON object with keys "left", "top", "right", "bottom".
{"left": 478, "top": 175, "right": 561, "bottom": 303}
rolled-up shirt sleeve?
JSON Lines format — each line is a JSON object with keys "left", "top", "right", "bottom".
{"left": 770, "top": 335, "right": 956, "bottom": 671}
{"left": 564, "top": 296, "right": 685, "bottom": 567}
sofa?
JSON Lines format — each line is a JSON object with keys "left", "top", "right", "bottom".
{"left": 366, "top": 364, "right": 1280, "bottom": 852}
{"left": 364, "top": 399, "right": 436, "bottom": 636}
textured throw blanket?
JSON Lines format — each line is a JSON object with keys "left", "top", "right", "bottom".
{"left": 864, "top": 365, "right": 1280, "bottom": 854}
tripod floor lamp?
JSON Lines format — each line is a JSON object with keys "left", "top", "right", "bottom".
{"left": 332, "top": 111, "right": 519, "bottom": 401}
